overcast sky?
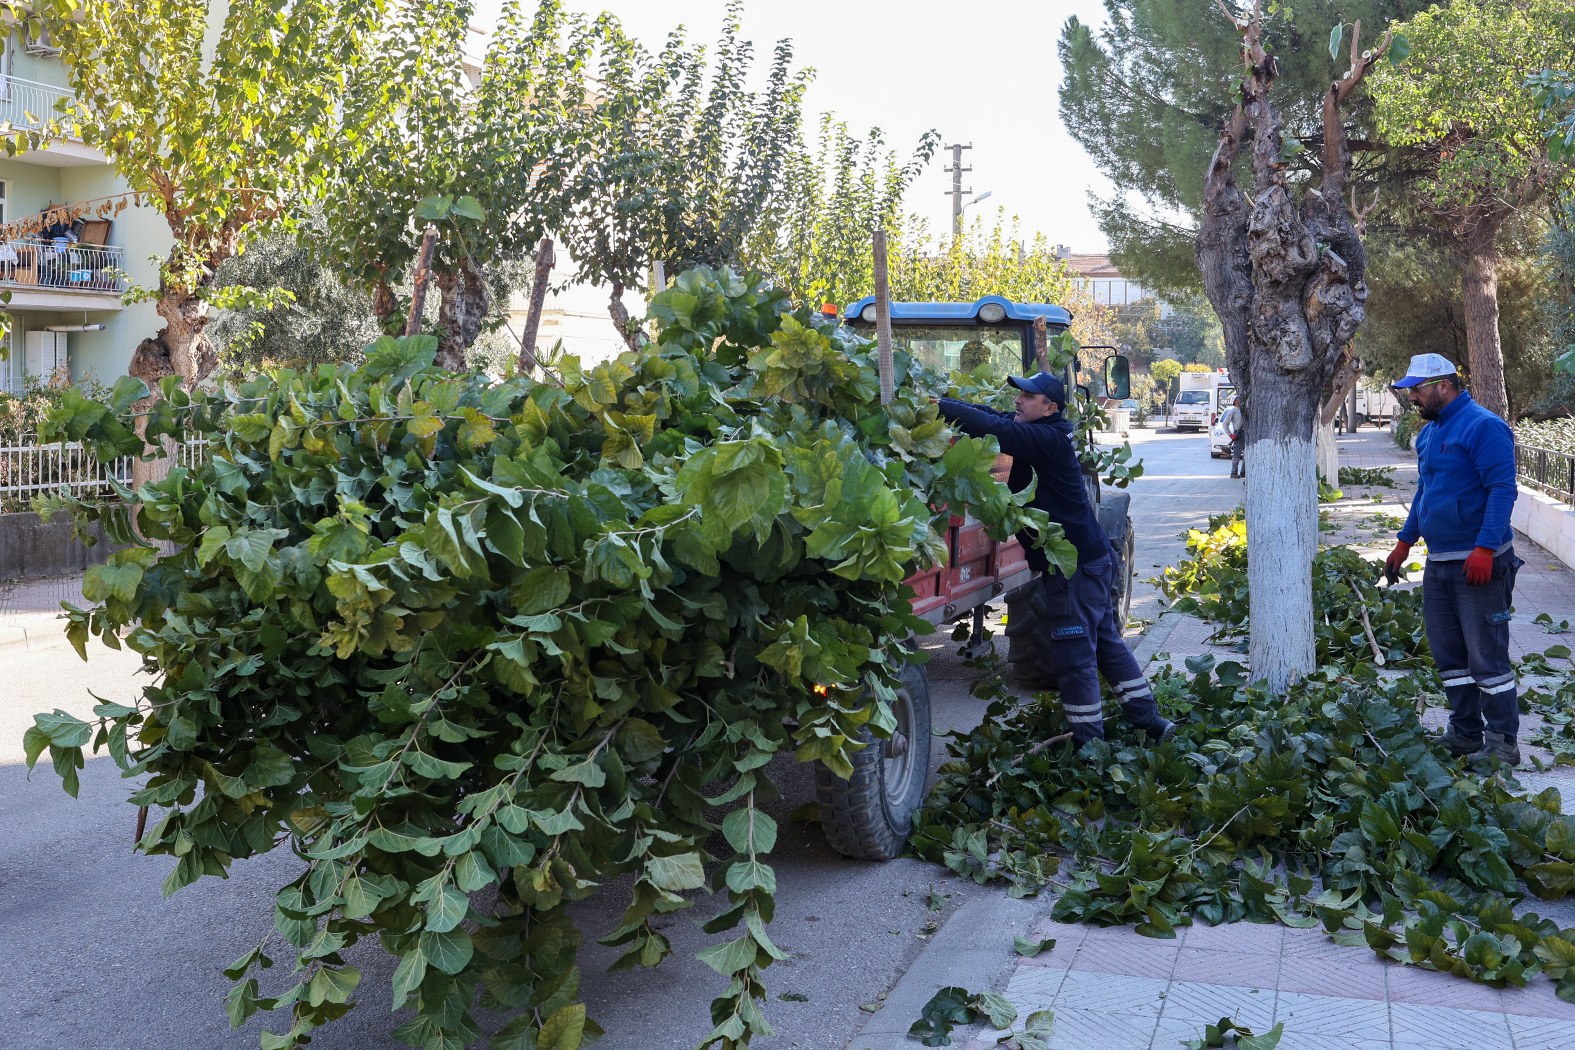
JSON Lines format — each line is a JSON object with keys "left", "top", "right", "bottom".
{"left": 473, "top": 0, "right": 1119, "bottom": 251}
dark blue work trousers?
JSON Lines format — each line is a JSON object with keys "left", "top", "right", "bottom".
{"left": 1422, "top": 550, "right": 1520, "bottom": 740}
{"left": 1034, "top": 554, "right": 1165, "bottom": 742}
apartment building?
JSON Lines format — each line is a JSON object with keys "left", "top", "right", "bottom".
{"left": 0, "top": 30, "right": 162, "bottom": 397}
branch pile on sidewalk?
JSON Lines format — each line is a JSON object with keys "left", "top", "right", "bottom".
{"left": 913, "top": 507, "right": 1575, "bottom": 1001}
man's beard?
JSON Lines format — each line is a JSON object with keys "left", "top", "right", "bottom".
{"left": 1416, "top": 403, "right": 1440, "bottom": 421}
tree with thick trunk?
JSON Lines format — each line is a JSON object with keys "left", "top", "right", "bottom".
{"left": 1196, "top": 2, "right": 1389, "bottom": 692}
{"left": 1370, "top": 0, "right": 1575, "bottom": 420}
{"left": 10, "top": 1, "right": 388, "bottom": 397}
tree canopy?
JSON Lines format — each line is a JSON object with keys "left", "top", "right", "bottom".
{"left": 1370, "top": 0, "right": 1575, "bottom": 417}
{"left": 558, "top": 0, "right": 810, "bottom": 347}
{"left": 1057, "top": 0, "right": 1427, "bottom": 299}
{"left": 14, "top": 0, "right": 390, "bottom": 388}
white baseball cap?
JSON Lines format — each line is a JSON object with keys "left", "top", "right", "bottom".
{"left": 1391, "top": 353, "right": 1459, "bottom": 389}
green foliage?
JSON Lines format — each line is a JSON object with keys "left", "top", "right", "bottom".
{"left": 908, "top": 986, "right": 1052, "bottom": 1049}
{"left": 1517, "top": 418, "right": 1575, "bottom": 453}
{"left": 1338, "top": 466, "right": 1398, "bottom": 488}
{"left": 319, "top": 0, "right": 610, "bottom": 358}
{"left": 15, "top": 0, "right": 393, "bottom": 383}
{"left": 1372, "top": 0, "right": 1575, "bottom": 215}
{"left": 913, "top": 655, "right": 1575, "bottom": 997}
{"left": 1532, "top": 69, "right": 1575, "bottom": 163}
{"left": 1157, "top": 509, "right": 1428, "bottom": 668}
{"left": 211, "top": 229, "right": 382, "bottom": 374}
{"left": 741, "top": 115, "right": 938, "bottom": 310}
{"left": 1185, "top": 1018, "right": 1284, "bottom": 1050}
{"left": 887, "top": 213, "right": 1081, "bottom": 309}
{"left": 1394, "top": 409, "right": 1423, "bottom": 450}
{"left": 27, "top": 267, "right": 1061, "bottom": 1050}
{"left": 560, "top": 0, "right": 810, "bottom": 338}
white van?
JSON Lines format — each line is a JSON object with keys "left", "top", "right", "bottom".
{"left": 1174, "top": 372, "right": 1235, "bottom": 432}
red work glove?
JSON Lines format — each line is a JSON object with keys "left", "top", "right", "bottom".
{"left": 1464, "top": 547, "right": 1495, "bottom": 586}
{"left": 1383, "top": 541, "right": 1411, "bottom": 584}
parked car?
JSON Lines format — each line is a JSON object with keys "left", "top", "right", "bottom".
{"left": 1209, "top": 416, "right": 1232, "bottom": 458}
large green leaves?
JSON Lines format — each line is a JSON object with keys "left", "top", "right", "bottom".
{"left": 35, "top": 268, "right": 1053, "bottom": 1050}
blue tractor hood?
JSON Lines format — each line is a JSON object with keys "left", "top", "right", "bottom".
{"left": 842, "top": 294, "right": 1072, "bottom": 328}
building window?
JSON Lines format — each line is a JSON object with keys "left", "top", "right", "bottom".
{"left": 0, "top": 178, "right": 8, "bottom": 225}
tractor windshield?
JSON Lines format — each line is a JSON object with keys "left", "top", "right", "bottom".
{"left": 851, "top": 323, "right": 1028, "bottom": 380}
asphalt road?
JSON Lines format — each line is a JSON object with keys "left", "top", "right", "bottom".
{"left": 0, "top": 425, "right": 1232, "bottom": 1050}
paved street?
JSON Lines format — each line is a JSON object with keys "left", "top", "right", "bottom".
{"left": 6, "top": 423, "right": 1575, "bottom": 1050}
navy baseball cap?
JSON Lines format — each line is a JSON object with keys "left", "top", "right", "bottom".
{"left": 1008, "top": 372, "right": 1066, "bottom": 405}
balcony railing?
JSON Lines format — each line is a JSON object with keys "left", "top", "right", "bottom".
{"left": 0, "top": 76, "right": 78, "bottom": 137}
{"left": 0, "top": 237, "right": 126, "bottom": 294}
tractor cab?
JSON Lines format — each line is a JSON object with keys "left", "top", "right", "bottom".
{"left": 809, "top": 294, "right": 1138, "bottom": 864}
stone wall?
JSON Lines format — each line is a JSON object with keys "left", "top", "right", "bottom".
{"left": 0, "top": 510, "right": 113, "bottom": 580}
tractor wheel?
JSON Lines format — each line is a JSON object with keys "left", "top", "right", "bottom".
{"left": 816, "top": 662, "right": 932, "bottom": 861}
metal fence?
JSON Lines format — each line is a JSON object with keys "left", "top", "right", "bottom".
{"left": 0, "top": 237, "right": 127, "bottom": 294}
{"left": 1516, "top": 443, "right": 1575, "bottom": 504}
{"left": 0, "top": 433, "right": 208, "bottom": 509}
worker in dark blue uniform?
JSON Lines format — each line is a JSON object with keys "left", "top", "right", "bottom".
{"left": 937, "top": 372, "right": 1174, "bottom": 744}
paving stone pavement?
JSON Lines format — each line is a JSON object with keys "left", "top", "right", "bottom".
{"left": 948, "top": 429, "right": 1575, "bottom": 1050}
{"left": 0, "top": 570, "right": 83, "bottom": 653}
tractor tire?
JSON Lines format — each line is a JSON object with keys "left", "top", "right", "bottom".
{"left": 816, "top": 661, "right": 932, "bottom": 861}
{"left": 1098, "top": 492, "right": 1137, "bottom": 631}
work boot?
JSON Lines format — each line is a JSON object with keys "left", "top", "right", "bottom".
{"left": 1470, "top": 731, "right": 1521, "bottom": 769}
{"left": 1150, "top": 719, "right": 1177, "bottom": 744}
{"left": 1436, "top": 725, "right": 1484, "bottom": 757}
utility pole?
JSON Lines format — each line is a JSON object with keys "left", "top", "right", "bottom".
{"left": 944, "top": 142, "right": 972, "bottom": 238}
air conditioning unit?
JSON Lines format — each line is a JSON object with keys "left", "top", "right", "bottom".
{"left": 24, "top": 30, "right": 60, "bottom": 57}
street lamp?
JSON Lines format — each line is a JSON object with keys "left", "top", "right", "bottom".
{"left": 953, "top": 190, "right": 993, "bottom": 237}
{"left": 963, "top": 190, "right": 993, "bottom": 209}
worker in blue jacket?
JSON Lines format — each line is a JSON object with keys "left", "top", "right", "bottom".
{"left": 1384, "top": 353, "right": 1521, "bottom": 766}
{"left": 938, "top": 372, "right": 1173, "bottom": 745}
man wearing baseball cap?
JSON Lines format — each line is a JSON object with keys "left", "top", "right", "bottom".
{"left": 1384, "top": 353, "right": 1521, "bottom": 766}
{"left": 937, "top": 373, "right": 1174, "bottom": 746}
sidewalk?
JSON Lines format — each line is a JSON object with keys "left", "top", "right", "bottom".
{"left": 855, "top": 429, "right": 1575, "bottom": 1050}
{"left": 0, "top": 571, "right": 84, "bottom": 654}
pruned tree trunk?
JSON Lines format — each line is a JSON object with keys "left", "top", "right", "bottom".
{"left": 608, "top": 281, "right": 646, "bottom": 352}
{"left": 1463, "top": 240, "right": 1510, "bottom": 420}
{"left": 372, "top": 277, "right": 401, "bottom": 332}
{"left": 1317, "top": 351, "right": 1359, "bottom": 482}
{"left": 127, "top": 269, "right": 218, "bottom": 488}
{"left": 1195, "top": 4, "right": 1387, "bottom": 693}
{"left": 1315, "top": 419, "right": 1339, "bottom": 485}
{"left": 435, "top": 257, "right": 489, "bottom": 372}
{"left": 520, "top": 236, "right": 555, "bottom": 374}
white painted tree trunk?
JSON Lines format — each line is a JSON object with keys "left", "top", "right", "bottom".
{"left": 1245, "top": 430, "right": 1318, "bottom": 688}
{"left": 1315, "top": 418, "right": 1339, "bottom": 485}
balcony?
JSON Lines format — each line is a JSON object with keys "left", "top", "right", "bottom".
{"left": 0, "top": 75, "right": 75, "bottom": 134}
{"left": 0, "top": 76, "right": 105, "bottom": 166}
{"left": 0, "top": 237, "right": 126, "bottom": 301}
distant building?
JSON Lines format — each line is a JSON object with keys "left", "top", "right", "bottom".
{"left": 1062, "top": 252, "right": 1156, "bottom": 309}
{"left": 0, "top": 30, "right": 163, "bottom": 397}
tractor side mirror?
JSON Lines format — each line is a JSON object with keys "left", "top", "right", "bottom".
{"left": 1104, "top": 355, "right": 1131, "bottom": 400}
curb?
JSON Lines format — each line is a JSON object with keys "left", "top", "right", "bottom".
{"left": 0, "top": 617, "right": 72, "bottom": 657}
{"left": 846, "top": 892, "right": 1046, "bottom": 1049}
{"left": 1130, "top": 609, "right": 1187, "bottom": 667}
